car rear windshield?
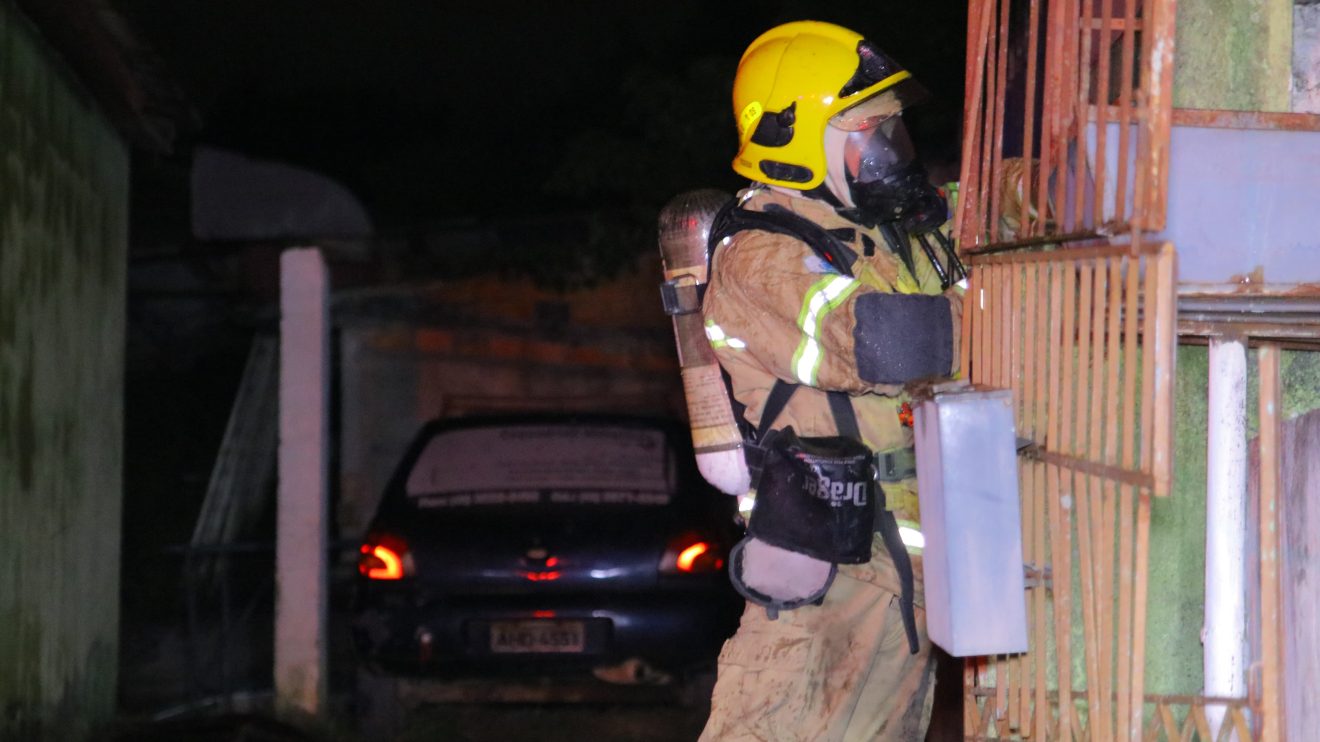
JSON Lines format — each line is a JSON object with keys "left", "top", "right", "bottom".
{"left": 404, "top": 423, "right": 675, "bottom": 509}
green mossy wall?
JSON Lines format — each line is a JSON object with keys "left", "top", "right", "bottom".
{"left": 1149, "top": 0, "right": 1307, "bottom": 698}
{"left": 1174, "top": 0, "right": 1293, "bottom": 111}
{"left": 1, "top": 3, "right": 129, "bottom": 739}
{"left": 1143, "top": 346, "right": 1320, "bottom": 697}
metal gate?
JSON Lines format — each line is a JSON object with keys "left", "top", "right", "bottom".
{"left": 955, "top": 0, "right": 1176, "bottom": 250}
{"left": 960, "top": 244, "right": 1182, "bottom": 740}
{"left": 949, "top": 0, "right": 1227, "bottom": 737}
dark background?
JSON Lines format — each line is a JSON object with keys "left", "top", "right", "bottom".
{"left": 114, "top": 0, "right": 966, "bottom": 249}
{"left": 105, "top": 0, "right": 967, "bottom": 719}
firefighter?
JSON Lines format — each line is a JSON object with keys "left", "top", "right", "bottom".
{"left": 697, "top": 21, "right": 963, "bottom": 741}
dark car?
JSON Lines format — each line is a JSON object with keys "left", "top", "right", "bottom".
{"left": 350, "top": 413, "right": 744, "bottom": 726}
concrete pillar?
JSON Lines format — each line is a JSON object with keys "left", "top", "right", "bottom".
{"left": 275, "top": 248, "right": 330, "bottom": 717}
{"left": 1205, "top": 336, "right": 1248, "bottom": 736}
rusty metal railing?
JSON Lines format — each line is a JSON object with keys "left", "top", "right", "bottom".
{"left": 966, "top": 689, "right": 1261, "bottom": 741}
{"left": 959, "top": 243, "right": 1178, "bottom": 741}
{"left": 954, "top": 0, "right": 1176, "bottom": 250}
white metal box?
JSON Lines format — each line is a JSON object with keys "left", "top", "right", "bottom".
{"left": 913, "top": 386, "right": 1029, "bottom": 656}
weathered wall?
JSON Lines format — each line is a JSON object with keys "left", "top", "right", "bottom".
{"left": 336, "top": 255, "right": 683, "bottom": 538}
{"left": 0, "top": 3, "right": 129, "bottom": 739}
{"left": 1294, "top": 2, "right": 1320, "bottom": 114}
{"left": 1148, "top": 0, "right": 1320, "bottom": 699}
{"left": 1175, "top": 0, "right": 1320, "bottom": 114}
{"left": 1143, "top": 347, "right": 1320, "bottom": 695}
{"left": 1174, "top": 0, "right": 1294, "bottom": 111}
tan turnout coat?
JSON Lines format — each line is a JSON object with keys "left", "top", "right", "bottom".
{"left": 698, "top": 185, "right": 959, "bottom": 741}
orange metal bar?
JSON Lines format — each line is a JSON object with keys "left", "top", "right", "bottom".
{"left": 1128, "top": 489, "right": 1153, "bottom": 742}
{"left": 1150, "top": 245, "right": 1176, "bottom": 495}
{"left": 1119, "top": 256, "right": 1141, "bottom": 737}
{"left": 966, "top": 658, "right": 982, "bottom": 735}
{"left": 1103, "top": 253, "right": 1124, "bottom": 734}
{"left": 989, "top": 0, "right": 1012, "bottom": 244}
{"left": 1091, "top": 262, "right": 1115, "bottom": 742}
{"left": 1076, "top": 0, "right": 1098, "bottom": 231}
{"left": 969, "top": 240, "right": 1167, "bottom": 266}
{"left": 963, "top": 0, "right": 1175, "bottom": 250}
{"left": 1258, "top": 343, "right": 1284, "bottom": 742}
{"left": 1023, "top": 263, "right": 1042, "bottom": 436}
{"left": 1011, "top": 264, "right": 1026, "bottom": 422}
{"left": 996, "top": 654, "right": 1010, "bottom": 736}
{"left": 1031, "top": 263, "right": 1051, "bottom": 739}
{"left": 1046, "top": 263, "right": 1074, "bottom": 738}
{"left": 982, "top": 264, "right": 993, "bottom": 387}
{"left": 1071, "top": 262, "right": 1106, "bottom": 739}
{"left": 981, "top": 268, "right": 994, "bottom": 391}
{"left": 1067, "top": 261, "right": 1089, "bottom": 455}
{"left": 957, "top": 0, "right": 993, "bottom": 247}
{"left": 980, "top": 0, "right": 1003, "bottom": 247}
{"left": 1126, "top": 254, "right": 1169, "bottom": 740}
{"left": 1021, "top": 0, "right": 1043, "bottom": 238}
{"left": 1050, "top": 0, "right": 1073, "bottom": 235}
{"left": 1007, "top": 262, "right": 1029, "bottom": 735}
{"left": 1036, "top": 0, "right": 1061, "bottom": 240}
{"left": 1113, "top": 0, "right": 1138, "bottom": 223}
{"left": 1172, "top": 108, "right": 1320, "bottom": 132}
{"left": 991, "top": 265, "right": 1004, "bottom": 388}
{"left": 1144, "top": 0, "right": 1177, "bottom": 230}
{"left": 1137, "top": 255, "right": 1158, "bottom": 478}
{"left": 961, "top": 264, "right": 976, "bottom": 380}
{"left": 1062, "top": 0, "right": 1083, "bottom": 235}
{"left": 1092, "top": 0, "right": 1116, "bottom": 229}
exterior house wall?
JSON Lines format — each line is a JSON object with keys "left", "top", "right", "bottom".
{"left": 1174, "top": 0, "right": 1293, "bottom": 111}
{"left": 1148, "top": 0, "right": 1320, "bottom": 699}
{"left": 0, "top": 4, "right": 129, "bottom": 739}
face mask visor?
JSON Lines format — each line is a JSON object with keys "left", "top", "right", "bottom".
{"left": 830, "top": 117, "right": 916, "bottom": 190}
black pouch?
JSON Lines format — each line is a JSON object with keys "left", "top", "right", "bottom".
{"left": 749, "top": 426, "right": 877, "bottom": 565}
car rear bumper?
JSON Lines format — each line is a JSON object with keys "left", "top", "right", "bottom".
{"left": 353, "top": 587, "right": 743, "bottom": 677}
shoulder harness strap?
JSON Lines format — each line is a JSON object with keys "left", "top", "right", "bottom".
{"left": 708, "top": 202, "right": 858, "bottom": 278}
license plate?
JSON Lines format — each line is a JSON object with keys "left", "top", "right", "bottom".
{"left": 489, "top": 620, "right": 586, "bottom": 653}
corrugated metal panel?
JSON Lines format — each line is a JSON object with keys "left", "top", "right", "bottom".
{"left": 0, "top": 4, "right": 130, "bottom": 739}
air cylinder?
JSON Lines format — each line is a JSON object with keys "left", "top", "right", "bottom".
{"left": 657, "top": 189, "right": 749, "bottom": 496}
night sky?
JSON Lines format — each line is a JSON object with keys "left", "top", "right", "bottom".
{"left": 111, "top": 0, "right": 966, "bottom": 234}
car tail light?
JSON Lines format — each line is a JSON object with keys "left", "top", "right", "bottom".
{"left": 660, "top": 533, "right": 726, "bottom": 575}
{"left": 358, "top": 533, "right": 415, "bottom": 580}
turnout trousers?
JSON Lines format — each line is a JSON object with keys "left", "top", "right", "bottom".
{"left": 699, "top": 542, "right": 936, "bottom": 742}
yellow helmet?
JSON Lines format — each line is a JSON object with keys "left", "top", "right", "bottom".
{"left": 731, "top": 21, "right": 928, "bottom": 190}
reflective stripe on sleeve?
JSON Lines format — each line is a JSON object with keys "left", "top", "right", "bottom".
{"left": 790, "top": 275, "right": 858, "bottom": 385}
{"left": 705, "top": 320, "right": 747, "bottom": 350}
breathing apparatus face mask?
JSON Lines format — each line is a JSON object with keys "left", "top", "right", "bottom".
{"left": 825, "top": 106, "right": 947, "bottom": 233}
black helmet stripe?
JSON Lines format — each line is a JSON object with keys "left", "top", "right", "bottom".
{"left": 838, "top": 41, "right": 901, "bottom": 99}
